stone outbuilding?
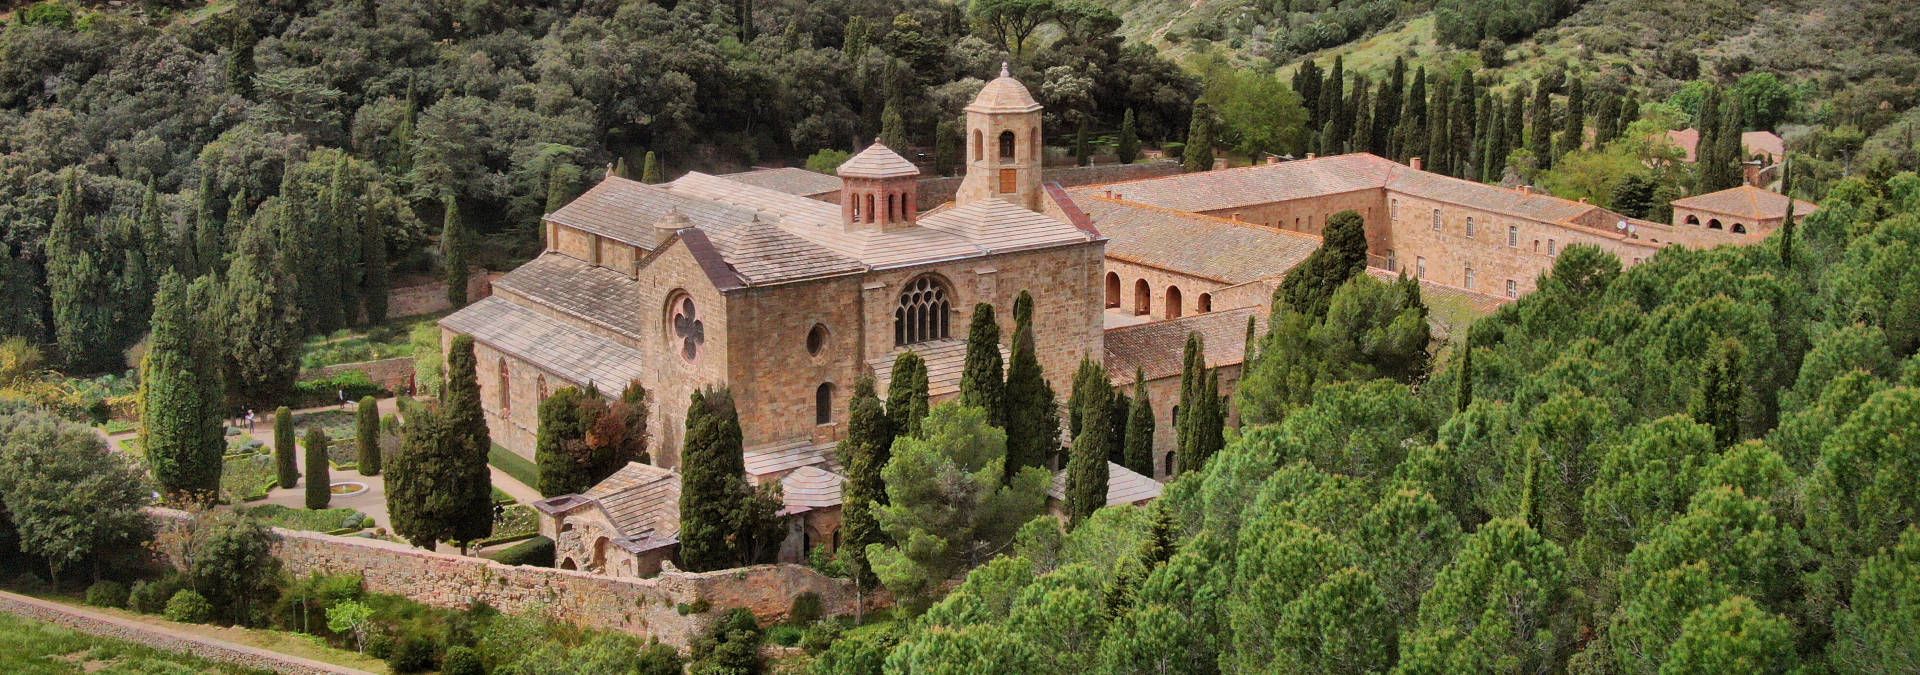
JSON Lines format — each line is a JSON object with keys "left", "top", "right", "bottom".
{"left": 1669, "top": 184, "right": 1819, "bottom": 239}
{"left": 533, "top": 462, "right": 682, "bottom": 577}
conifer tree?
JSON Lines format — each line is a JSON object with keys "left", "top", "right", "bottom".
{"left": 356, "top": 396, "right": 381, "bottom": 476}
{"left": 225, "top": 21, "right": 256, "bottom": 98}
{"left": 886, "top": 351, "right": 930, "bottom": 438}
{"left": 1321, "top": 55, "right": 1346, "bottom": 143}
{"left": 387, "top": 399, "right": 492, "bottom": 551}
{"left": 1122, "top": 371, "right": 1154, "bottom": 476}
{"left": 445, "top": 334, "right": 491, "bottom": 462}
{"left": 1561, "top": 77, "right": 1586, "bottom": 153}
{"left": 1174, "top": 332, "right": 1203, "bottom": 467}
{"left": 535, "top": 387, "right": 597, "bottom": 497}
{"left": 1530, "top": 80, "right": 1555, "bottom": 170}
{"left": 1004, "top": 290, "right": 1058, "bottom": 476}
{"left": 959, "top": 304, "right": 1005, "bottom": 424}
{"left": 328, "top": 160, "right": 364, "bottom": 326}
{"left": 880, "top": 100, "right": 909, "bottom": 151}
{"left": 140, "top": 273, "right": 225, "bottom": 502}
{"left": 221, "top": 205, "right": 303, "bottom": 410}
{"left": 837, "top": 376, "right": 893, "bottom": 584}
{"left": 1594, "top": 92, "right": 1622, "bottom": 148}
{"left": 137, "top": 184, "right": 170, "bottom": 283}
{"left": 1066, "top": 373, "right": 1111, "bottom": 526}
{"left": 545, "top": 163, "right": 580, "bottom": 215}
{"left": 360, "top": 192, "right": 391, "bottom": 324}
{"left": 1456, "top": 340, "right": 1474, "bottom": 414}
{"left": 1296, "top": 59, "right": 1324, "bottom": 127}
{"left": 1183, "top": 103, "right": 1214, "bottom": 172}
{"left": 678, "top": 388, "right": 750, "bottom": 571}
{"left": 613, "top": 156, "right": 629, "bottom": 179}
{"left": 1779, "top": 159, "right": 1796, "bottom": 267}
{"left": 1425, "top": 74, "right": 1451, "bottom": 175}
{"left": 1193, "top": 369, "right": 1225, "bottom": 469}
{"left": 1277, "top": 210, "right": 1369, "bottom": 317}
{"left": 1505, "top": 90, "right": 1526, "bottom": 169}
{"left": 305, "top": 427, "right": 331, "bottom": 509}
{"left": 641, "top": 151, "right": 662, "bottom": 184}
{"left": 1400, "top": 67, "right": 1429, "bottom": 160}
{"left": 215, "top": 186, "right": 249, "bottom": 272}
{"left": 442, "top": 195, "right": 467, "bottom": 307}
{"left": 1690, "top": 340, "right": 1746, "bottom": 448}
{"left": 934, "top": 119, "right": 961, "bottom": 176}
{"left": 1117, "top": 109, "right": 1140, "bottom": 165}
{"left": 46, "top": 170, "right": 117, "bottom": 372}
{"left": 1373, "top": 58, "right": 1404, "bottom": 154}
{"left": 1074, "top": 118, "right": 1091, "bottom": 166}
{"left": 274, "top": 406, "right": 297, "bottom": 488}
{"left": 1068, "top": 356, "right": 1108, "bottom": 442}
{"left": 445, "top": 338, "right": 494, "bottom": 550}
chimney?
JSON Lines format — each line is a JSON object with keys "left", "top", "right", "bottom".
{"left": 1231, "top": 212, "right": 1243, "bottom": 221}
{"left": 1306, "top": 153, "right": 1317, "bottom": 160}
{"left": 1264, "top": 155, "right": 1280, "bottom": 165}
{"left": 1409, "top": 157, "right": 1423, "bottom": 171}
{"left": 1518, "top": 185, "right": 1533, "bottom": 196}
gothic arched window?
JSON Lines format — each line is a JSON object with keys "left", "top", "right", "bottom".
{"left": 894, "top": 275, "right": 952, "bottom": 346}
{"left": 668, "top": 292, "right": 704, "bottom": 362}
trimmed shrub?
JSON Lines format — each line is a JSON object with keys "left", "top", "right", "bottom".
{"left": 164, "top": 589, "right": 214, "bottom": 623}
{"left": 490, "top": 536, "right": 554, "bottom": 567}
{"left": 85, "top": 580, "right": 130, "bottom": 609}
{"left": 129, "top": 574, "right": 188, "bottom": 614}
{"left": 386, "top": 634, "right": 439, "bottom": 673}
{"left": 441, "top": 646, "right": 484, "bottom": 675}
{"left": 789, "top": 592, "right": 823, "bottom": 625}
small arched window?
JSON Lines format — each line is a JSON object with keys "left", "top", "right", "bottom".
{"left": 1708, "top": 218, "right": 1723, "bottom": 230}
{"left": 1164, "top": 452, "right": 1176, "bottom": 477}
{"left": 1731, "top": 223, "right": 1747, "bottom": 234}
{"left": 894, "top": 275, "right": 952, "bottom": 346}
{"left": 1165, "top": 286, "right": 1183, "bottom": 320}
{"left": 1133, "top": 279, "right": 1151, "bottom": 316}
{"left": 973, "top": 130, "right": 983, "bottom": 161}
{"left": 1432, "top": 209, "right": 1442, "bottom": 230}
{"left": 536, "top": 375, "right": 548, "bottom": 404}
{"left": 1105, "top": 272, "right": 1121, "bottom": 308}
{"left": 999, "top": 130, "right": 1016, "bottom": 163}
{"left": 815, "top": 382, "right": 835, "bottom": 425}
{"left": 865, "top": 193, "right": 876, "bottom": 224}
{"left": 1684, "top": 214, "right": 1701, "bottom": 226}
{"left": 1198, "top": 293, "right": 1213, "bottom": 313}
{"left": 498, "top": 358, "right": 511, "bottom": 413}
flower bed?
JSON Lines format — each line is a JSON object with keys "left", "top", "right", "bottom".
{"left": 477, "top": 504, "right": 539, "bottom": 546}
{"left": 221, "top": 454, "right": 278, "bottom": 503}
{"left": 238, "top": 504, "right": 372, "bottom": 533}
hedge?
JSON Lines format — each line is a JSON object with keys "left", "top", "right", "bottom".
{"left": 291, "top": 370, "right": 385, "bottom": 409}
{"left": 489, "top": 536, "right": 554, "bottom": 567}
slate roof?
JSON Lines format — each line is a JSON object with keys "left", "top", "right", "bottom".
{"left": 490, "top": 253, "right": 644, "bottom": 339}
{"left": 869, "top": 339, "right": 1012, "bottom": 399}
{"left": 743, "top": 438, "right": 841, "bottom": 479}
{"left": 1669, "top": 185, "right": 1818, "bottom": 220}
{"left": 717, "top": 167, "right": 843, "bottom": 197}
{"left": 779, "top": 466, "right": 845, "bottom": 515}
{"left": 1048, "top": 462, "right": 1164, "bottom": 506}
{"left": 837, "top": 142, "right": 921, "bottom": 179}
{"left": 546, "top": 175, "right": 753, "bottom": 250}
{"left": 1385, "top": 169, "right": 1599, "bottom": 224}
{"left": 1069, "top": 194, "right": 1318, "bottom": 284}
{"left": 1104, "top": 307, "right": 1258, "bottom": 384}
{"left": 581, "top": 462, "right": 681, "bottom": 553}
{"left": 438, "top": 297, "right": 647, "bottom": 391}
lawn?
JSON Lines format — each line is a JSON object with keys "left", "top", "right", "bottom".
{"left": 298, "top": 312, "right": 447, "bottom": 369}
{"left": 0, "top": 611, "right": 267, "bottom": 675}
{"left": 237, "top": 504, "right": 372, "bottom": 534}
{"left": 489, "top": 443, "right": 540, "bottom": 491}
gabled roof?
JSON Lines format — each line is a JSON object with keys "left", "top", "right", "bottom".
{"left": 1069, "top": 193, "right": 1318, "bottom": 284}
{"left": 491, "top": 253, "right": 644, "bottom": 339}
{"left": 1048, "top": 462, "right": 1163, "bottom": 506}
{"left": 580, "top": 462, "right": 681, "bottom": 553}
{"left": 1093, "top": 153, "right": 1401, "bottom": 213}
{"left": 778, "top": 466, "right": 844, "bottom": 515}
{"left": 439, "top": 297, "right": 647, "bottom": 391}
{"left": 869, "top": 339, "right": 1011, "bottom": 400}
{"left": 717, "top": 167, "right": 843, "bottom": 197}
{"left": 1665, "top": 129, "right": 1787, "bottom": 163}
{"left": 1669, "top": 184, "right": 1818, "bottom": 220}
{"left": 837, "top": 141, "right": 920, "bottom": 179}
{"left": 1104, "top": 307, "right": 1259, "bottom": 384}
{"left": 743, "top": 438, "right": 840, "bottom": 479}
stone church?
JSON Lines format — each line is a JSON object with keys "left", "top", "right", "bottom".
{"left": 446, "top": 67, "right": 1125, "bottom": 575}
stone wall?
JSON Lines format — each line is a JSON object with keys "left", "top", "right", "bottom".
{"left": 148, "top": 509, "right": 865, "bottom": 648}
{"left": 1384, "top": 190, "right": 1660, "bottom": 298}
{"left": 386, "top": 271, "right": 499, "bottom": 319}
{"left": 1102, "top": 259, "right": 1232, "bottom": 320}
{"left": 917, "top": 161, "right": 1184, "bottom": 207}
{"left": 300, "top": 357, "right": 416, "bottom": 395}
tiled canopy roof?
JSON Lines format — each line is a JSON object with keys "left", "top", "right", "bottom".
{"left": 1048, "top": 462, "right": 1164, "bottom": 506}
{"left": 1104, "top": 307, "right": 1258, "bottom": 384}
{"left": 869, "top": 339, "right": 1011, "bottom": 400}
{"left": 778, "top": 466, "right": 845, "bottom": 515}
{"left": 1070, "top": 194, "right": 1318, "bottom": 284}
{"left": 743, "top": 438, "right": 840, "bottom": 479}
{"left": 837, "top": 142, "right": 921, "bottom": 179}
{"left": 1670, "top": 185, "right": 1818, "bottom": 220}
{"left": 491, "top": 253, "right": 644, "bottom": 339}
{"left": 967, "top": 63, "right": 1043, "bottom": 114}
{"left": 439, "top": 297, "right": 647, "bottom": 392}
{"left": 581, "top": 462, "right": 681, "bottom": 553}
{"left": 717, "top": 167, "right": 844, "bottom": 197}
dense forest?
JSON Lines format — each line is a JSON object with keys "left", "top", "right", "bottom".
{"left": 0, "top": 0, "right": 1197, "bottom": 379}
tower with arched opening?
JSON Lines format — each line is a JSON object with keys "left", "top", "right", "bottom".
{"left": 956, "top": 63, "right": 1044, "bottom": 210}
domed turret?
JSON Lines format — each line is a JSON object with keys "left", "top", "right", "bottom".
{"left": 957, "top": 63, "right": 1044, "bottom": 211}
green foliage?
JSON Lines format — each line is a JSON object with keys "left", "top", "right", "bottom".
{"left": 304, "top": 426, "right": 332, "bottom": 509}
{"left": 274, "top": 406, "right": 298, "bottom": 489}
{"left": 690, "top": 608, "right": 762, "bottom": 675}
{"left": 837, "top": 376, "right": 893, "bottom": 585}
{"left": 490, "top": 535, "right": 555, "bottom": 567}
{"left": 886, "top": 351, "right": 930, "bottom": 439}
{"left": 805, "top": 149, "right": 852, "bottom": 175}
{"left": 186, "top": 511, "right": 281, "bottom": 625}
{"left": 0, "top": 409, "right": 151, "bottom": 584}
{"left": 1122, "top": 373, "right": 1155, "bottom": 476}
{"left": 441, "top": 646, "right": 484, "bottom": 675}
{"left": 1276, "top": 210, "right": 1370, "bottom": 319}
{"left": 129, "top": 573, "right": 187, "bottom": 615}
{"left": 536, "top": 387, "right": 598, "bottom": 497}
{"left": 85, "top": 580, "right": 129, "bottom": 609}
{"left": 1003, "top": 291, "right": 1059, "bottom": 475}
{"left": 1117, "top": 109, "right": 1140, "bottom": 164}
{"left": 140, "top": 273, "right": 225, "bottom": 501}
{"left": 1831, "top": 527, "right": 1920, "bottom": 673}
{"left": 960, "top": 303, "right": 1005, "bottom": 425}
{"left": 1182, "top": 102, "right": 1215, "bottom": 172}
{"left": 1399, "top": 519, "right": 1569, "bottom": 673}
{"left": 1662, "top": 596, "right": 1797, "bottom": 674}
{"left": 442, "top": 196, "right": 467, "bottom": 308}
{"left": 1239, "top": 274, "right": 1430, "bottom": 425}
{"left": 356, "top": 396, "right": 381, "bottom": 476}
{"left": 640, "top": 151, "right": 663, "bottom": 185}
{"left": 677, "top": 388, "right": 778, "bottom": 571}
{"left": 163, "top": 589, "right": 214, "bottom": 624}
{"left": 1066, "top": 358, "right": 1112, "bottom": 525}
{"left": 387, "top": 398, "right": 492, "bottom": 549}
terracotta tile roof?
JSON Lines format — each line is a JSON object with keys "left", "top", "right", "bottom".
{"left": 837, "top": 141, "right": 921, "bottom": 179}
{"left": 547, "top": 175, "right": 751, "bottom": 250}
{"left": 868, "top": 339, "right": 1010, "bottom": 399}
{"left": 967, "top": 64, "right": 1043, "bottom": 114}
{"left": 582, "top": 462, "right": 680, "bottom": 552}
{"left": 1069, "top": 194, "right": 1319, "bottom": 284}
{"left": 1044, "top": 183, "right": 1101, "bottom": 237}
{"left": 439, "top": 297, "right": 648, "bottom": 391}
{"left": 1104, "top": 307, "right": 1259, "bottom": 384}
{"left": 1092, "top": 153, "right": 1402, "bottom": 212}
{"left": 743, "top": 438, "right": 840, "bottom": 479}
{"left": 1048, "top": 461, "right": 1164, "bottom": 506}
{"left": 1385, "top": 169, "right": 1601, "bottom": 224}
{"left": 778, "top": 466, "right": 844, "bottom": 514}
{"left": 491, "top": 253, "right": 644, "bottom": 339}
{"left": 717, "top": 167, "right": 843, "bottom": 197}
{"left": 1669, "top": 185, "right": 1818, "bottom": 220}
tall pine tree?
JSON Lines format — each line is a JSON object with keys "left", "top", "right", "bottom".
{"left": 837, "top": 376, "right": 893, "bottom": 585}
{"left": 678, "top": 388, "right": 750, "bottom": 571}
{"left": 1561, "top": 77, "right": 1586, "bottom": 154}
{"left": 1065, "top": 369, "right": 1111, "bottom": 526}
{"left": 442, "top": 195, "right": 468, "bottom": 307}
{"left": 1003, "top": 290, "right": 1059, "bottom": 476}
{"left": 221, "top": 204, "right": 303, "bottom": 410}
{"left": 1122, "top": 370, "right": 1155, "bottom": 477}
{"left": 140, "top": 273, "right": 226, "bottom": 502}
{"left": 1530, "top": 79, "right": 1555, "bottom": 170}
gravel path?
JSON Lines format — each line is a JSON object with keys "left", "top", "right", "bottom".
{"left": 0, "top": 590, "right": 377, "bottom": 675}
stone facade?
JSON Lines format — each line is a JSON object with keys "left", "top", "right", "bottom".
{"left": 1382, "top": 190, "right": 1661, "bottom": 297}
{"left": 1101, "top": 259, "right": 1230, "bottom": 322}
{"left": 916, "top": 160, "right": 1184, "bottom": 207}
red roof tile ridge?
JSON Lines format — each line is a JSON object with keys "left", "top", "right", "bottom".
{"left": 1081, "top": 193, "right": 1325, "bottom": 242}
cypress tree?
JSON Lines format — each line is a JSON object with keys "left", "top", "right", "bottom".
{"left": 224, "top": 21, "right": 256, "bottom": 97}
{"left": 1174, "top": 332, "right": 1203, "bottom": 465}
{"left": 445, "top": 334, "right": 492, "bottom": 464}
{"left": 1184, "top": 102, "right": 1214, "bottom": 172}
{"left": 1401, "top": 66, "right": 1429, "bottom": 160}
{"left": 1696, "top": 89, "right": 1723, "bottom": 188}
{"left": 1505, "top": 90, "right": 1526, "bottom": 169}
{"left": 1346, "top": 76, "right": 1372, "bottom": 154}
{"left": 356, "top": 396, "right": 381, "bottom": 476}
{"left": 1450, "top": 75, "right": 1477, "bottom": 178}
{"left": 1068, "top": 356, "right": 1108, "bottom": 441}
{"left": 137, "top": 184, "right": 170, "bottom": 283}
{"left": 959, "top": 303, "right": 1005, "bottom": 424}
{"left": 678, "top": 388, "right": 749, "bottom": 571}
{"left": 1594, "top": 92, "right": 1622, "bottom": 147}
{"left": 1618, "top": 96, "right": 1640, "bottom": 136}
{"left": 328, "top": 160, "right": 364, "bottom": 326}
{"left": 934, "top": 119, "right": 961, "bottom": 176}
{"left": 1530, "top": 80, "right": 1555, "bottom": 170}
{"left": 1004, "top": 290, "right": 1058, "bottom": 476}
{"left": 1374, "top": 58, "right": 1405, "bottom": 155}
{"left": 613, "top": 157, "right": 629, "bottom": 179}
{"left": 221, "top": 205, "right": 303, "bottom": 410}
{"left": 1244, "top": 313, "right": 1258, "bottom": 363}
{"left": 1074, "top": 118, "right": 1091, "bottom": 166}
{"left": 1561, "top": 77, "right": 1586, "bottom": 153}
{"left": 886, "top": 351, "right": 930, "bottom": 438}
{"left": 361, "top": 192, "right": 390, "bottom": 324}
{"left": 274, "top": 406, "right": 297, "bottom": 488}
{"left": 1456, "top": 341, "right": 1475, "bottom": 414}
{"left": 1276, "top": 210, "right": 1369, "bottom": 317}
{"left": 880, "top": 100, "right": 909, "bottom": 151}
{"left": 1426, "top": 73, "right": 1452, "bottom": 175}
{"left": 641, "top": 151, "right": 662, "bottom": 184}
{"left": 1779, "top": 159, "right": 1796, "bottom": 267}
{"left": 46, "top": 170, "right": 116, "bottom": 372}
{"left": 442, "top": 195, "right": 467, "bottom": 308}
{"left": 1690, "top": 340, "right": 1746, "bottom": 449}
{"left": 1195, "top": 369, "right": 1224, "bottom": 467}
{"left": 535, "top": 387, "right": 596, "bottom": 497}
{"left": 387, "top": 400, "right": 489, "bottom": 550}
{"left": 1122, "top": 371, "right": 1154, "bottom": 476}
{"left": 1321, "top": 55, "right": 1346, "bottom": 143}
{"left": 1065, "top": 373, "right": 1111, "bottom": 526}
{"left": 1107, "top": 382, "right": 1129, "bottom": 465}
{"left": 140, "top": 273, "right": 225, "bottom": 502}
{"left": 837, "top": 376, "right": 892, "bottom": 584}
{"left": 1117, "top": 109, "right": 1140, "bottom": 165}
{"left": 304, "top": 427, "right": 331, "bottom": 509}
{"left": 215, "top": 186, "right": 248, "bottom": 272}
{"left": 1486, "top": 94, "right": 1510, "bottom": 182}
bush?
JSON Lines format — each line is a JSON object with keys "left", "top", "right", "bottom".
{"left": 441, "top": 646, "right": 485, "bottom": 675}
{"left": 364, "top": 627, "right": 397, "bottom": 659}
{"left": 489, "top": 536, "right": 554, "bottom": 567}
{"left": 386, "top": 634, "right": 439, "bottom": 673}
{"left": 789, "top": 592, "right": 823, "bottom": 625}
{"left": 636, "top": 639, "right": 685, "bottom": 675}
{"left": 292, "top": 371, "right": 384, "bottom": 409}
{"left": 800, "top": 621, "right": 844, "bottom": 654}
{"left": 85, "top": 580, "right": 130, "bottom": 609}
{"left": 767, "top": 624, "right": 804, "bottom": 647}
{"left": 164, "top": 589, "right": 214, "bottom": 623}
{"left": 129, "top": 573, "right": 188, "bottom": 614}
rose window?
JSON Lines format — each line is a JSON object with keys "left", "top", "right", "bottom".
{"left": 671, "top": 296, "right": 704, "bottom": 361}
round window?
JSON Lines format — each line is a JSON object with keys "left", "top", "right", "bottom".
{"left": 806, "top": 323, "right": 830, "bottom": 357}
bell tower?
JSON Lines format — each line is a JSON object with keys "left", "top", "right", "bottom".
{"left": 837, "top": 139, "right": 921, "bottom": 233}
{"left": 957, "top": 63, "right": 1044, "bottom": 211}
